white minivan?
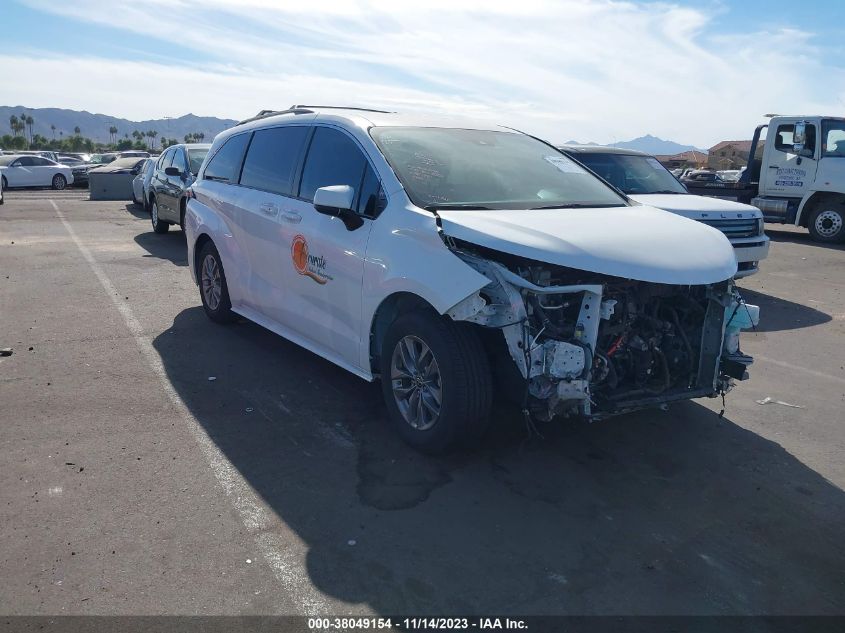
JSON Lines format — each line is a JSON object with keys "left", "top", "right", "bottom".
{"left": 186, "top": 106, "right": 758, "bottom": 452}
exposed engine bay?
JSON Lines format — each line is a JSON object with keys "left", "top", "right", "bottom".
{"left": 446, "top": 241, "right": 757, "bottom": 421}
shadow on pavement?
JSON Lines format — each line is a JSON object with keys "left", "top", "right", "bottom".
{"left": 765, "top": 227, "right": 845, "bottom": 252}
{"left": 124, "top": 202, "right": 148, "bottom": 220}
{"left": 736, "top": 288, "right": 831, "bottom": 333}
{"left": 152, "top": 307, "right": 845, "bottom": 615}
{"left": 134, "top": 230, "right": 187, "bottom": 266}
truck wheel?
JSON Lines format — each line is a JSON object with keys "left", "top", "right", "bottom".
{"left": 150, "top": 198, "right": 170, "bottom": 234}
{"left": 380, "top": 310, "right": 492, "bottom": 453}
{"left": 808, "top": 206, "right": 845, "bottom": 243}
{"left": 198, "top": 241, "right": 236, "bottom": 324}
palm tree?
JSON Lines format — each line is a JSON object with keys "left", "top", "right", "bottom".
{"left": 74, "top": 126, "right": 81, "bottom": 136}
{"left": 25, "top": 116, "right": 34, "bottom": 144}
{"left": 10, "top": 115, "right": 19, "bottom": 137}
{"left": 51, "top": 124, "right": 56, "bottom": 140}
{"left": 197, "top": 132, "right": 205, "bottom": 142}
{"left": 147, "top": 130, "right": 158, "bottom": 149}
{"left": 109, "top": 126, "right": 118, "bottom": 144}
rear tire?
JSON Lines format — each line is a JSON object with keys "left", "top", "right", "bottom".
{"left": 380, "top": 310, "right": 492, "bottom": 453}
{"left": 51, "top": 174, "right": 66, "bottom": 190}
{"left": 150, "top": 198, "right": 170, "bottom": 234}
{"left": 807, "top": 205, "right": 845, "bottom": 243}
{"left": 198, "top": 241, "right": 236, "bottom": 324}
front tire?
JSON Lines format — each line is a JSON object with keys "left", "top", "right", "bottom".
{"left": 150, "top": 198, "right": 170, "bottom": 234}
{"left": 198, "top": 242, "right": 236, "bottom": 324}
{"left": 808, "top": 206, "right": 845, "bottom": 243}
{"left": 380, "top": 310, "right": 492, "bottom": 453}
{"left": 52, "top": 174, "right": 66, "bottom": 190}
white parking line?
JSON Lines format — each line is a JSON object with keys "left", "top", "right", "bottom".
{"left": 754, "top": 353, "right": 845, "bottom": 386}
{"left": 51, "top": 199, "right": 331, "bottom": 615}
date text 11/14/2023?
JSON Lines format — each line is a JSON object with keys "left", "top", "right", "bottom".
{"left": 307, "top": 617, "right": 528, "bottom": 630}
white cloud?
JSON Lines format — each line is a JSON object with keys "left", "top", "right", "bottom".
{"left": 7, "top": 0, "right": 845, "bottom": 147}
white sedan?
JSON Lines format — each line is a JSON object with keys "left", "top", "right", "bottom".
{"left": 0, "top": 155, "right": 74, "bottom": 190}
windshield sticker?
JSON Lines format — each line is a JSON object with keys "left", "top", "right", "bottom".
{"left": 291, "top": 234, "right": 331, "bottom": 284}
{"left": 544, "top": 155, "right": 584, "bottom": 173}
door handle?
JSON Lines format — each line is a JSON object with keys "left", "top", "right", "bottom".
{"left": 259, "top": 203, "right": 279, "bottom": 217}
{"left": 280, "top": 211, "right": 302, "bottom": 224}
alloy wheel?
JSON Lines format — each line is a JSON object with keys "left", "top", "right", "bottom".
{"left": 201, "top": 254, "right": 222, "bottom": 311}
{"left": 390, "top": 335, "right": 442, "bottom": 430}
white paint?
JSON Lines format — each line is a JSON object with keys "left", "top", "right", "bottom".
{"left": 754, "top": 353, "right": 845, "bottom": 386}
{"left": 437, "top": 205, "right": 738, "bottom": 284}
{"left": 48, "top": 486, "right": 63, "bottom": 496}
{"left": 51, "top": 199, "right": 331, "bottom": 616}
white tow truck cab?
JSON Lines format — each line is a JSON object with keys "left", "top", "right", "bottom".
{"left": 688, "top": 116, "right": 845, "bottom": 243}
{"left": 187, "top": 106, "right": 759, "bottom": 452}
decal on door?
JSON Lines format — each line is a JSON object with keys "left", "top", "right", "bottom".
{"left": 774, "top": 167, "right": 806, "bottom": 188}
{"left": 291, "top": 234, "right": 331, "bottom": 284}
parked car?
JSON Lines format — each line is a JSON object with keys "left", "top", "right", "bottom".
{"left": 559, "top": 146, "right": 769, "bottom": 277}
{"left": 132, "top": 158, "right": 155, "bottom": 207}
{"left": 57, "top": 156, "right": 87, "bottom": 167}
{"left": 0, "top": 154, "right": 74, "bottom": 190}
{"left": 681, "top": 169, "right": 725, "bottom": 185}
{"left": 717, "top": 169, "right": 742, "bottom": 182}
{"left": 89, "top": 156, "right": 148, "bottom": 175}
{"left": 148, "top": 143, "right": 211, "bottom": 232}
{"left": 185, "top": 106, "right": 758, "bottom": 452}
{"left": 117, "top": 150, "right": 151, "bottom": 159}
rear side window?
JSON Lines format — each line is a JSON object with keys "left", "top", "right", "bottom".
{"left": 204, "top": 134, "right": 250, "bottom": 183}
{"left": 240, "top": 126, "right": 309, "bottom": 196}
{"left": 299, "top": 127, "right": 368, "bottom": 202}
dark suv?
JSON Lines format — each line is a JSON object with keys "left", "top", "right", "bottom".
{"left": 148, "top": 143, "right": 211, "bottom": 233}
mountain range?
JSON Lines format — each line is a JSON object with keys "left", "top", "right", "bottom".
{"left": 1, "top": 106, "right": 237, "bottom": 144}
{"left": 562, "top": 134, "right": 705, "bottom": 155}
{"left": 2, "top": 106, "right": 706, "bottom": 154}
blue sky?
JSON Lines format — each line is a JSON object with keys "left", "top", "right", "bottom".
{"left": 2, "top": 0, "right": 844, "bottom": 146}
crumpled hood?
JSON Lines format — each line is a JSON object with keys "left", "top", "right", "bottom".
{"left": 438, "top": 205, "right": 737, "bottom": 284}
{"left": 628, "top": 194, "right": 762, "bottom": 220}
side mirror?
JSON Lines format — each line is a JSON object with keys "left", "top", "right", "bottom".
{"left": 313, "top": 185, "right": 363, "bottom": 231}
{"left": 164, "top": 166, "right": 181, "bottom": 177}
{"left": 792, "top": 121, "right": 807, "bottom": 154}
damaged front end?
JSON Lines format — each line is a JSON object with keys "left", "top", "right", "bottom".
{"left": 446, "top": 243, "right": 758, "bottom": 421}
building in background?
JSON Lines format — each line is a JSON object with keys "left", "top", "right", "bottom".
{"left": 654, "top": 150, "right": 708, "bottom": 170}
{"left": 707, "top": 140, "right": 754, "bottom": 170}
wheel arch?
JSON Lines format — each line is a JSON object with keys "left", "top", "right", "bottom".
{"left": 368, "top": 292, "right": 438, "bottom": 375}
{"left": 796, "top": 191, "right": 845, "bottom": 227}
{"left": 193, "top": 233, "right": 214, "bottom": 285}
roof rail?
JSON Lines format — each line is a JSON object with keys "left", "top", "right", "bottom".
{"left": 290, "top": 104, "right": 394, "bottom": 114}
{"left": 235, "top": 107, "right": 314, "bottom": 126}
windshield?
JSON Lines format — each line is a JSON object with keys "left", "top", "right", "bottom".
{"left": 0, "top": 156, "right": 16, "bottom": 166}
{"left": 370, "top": 127, "right": 626, "bottom": 210}
{"left": 571, "top": 153, "right": 687, "bottom": 194}
{"left": 188, "top": 148, "right": 209, "bottom": 176}
{"left": 89, "top": 154, "right": 115, "bottom": 165}
{"left": 822, "top": 119, "right": 845, "bottom": 158}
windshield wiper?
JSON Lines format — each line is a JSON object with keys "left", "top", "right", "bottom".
{"left": 423, "top": 203, "right": 494, "bottom": 211}
{"left": 530, "top": 203, "right": 624, "bottom": 210}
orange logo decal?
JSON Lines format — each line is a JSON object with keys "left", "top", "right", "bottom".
{"left": 291, "top": 234, "right": 329, "bottom": 284}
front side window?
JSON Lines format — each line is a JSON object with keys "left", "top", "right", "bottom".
{"left": 822, "top": 120, "right": 845, "bottom": 157}
{"left": 240, "top": 126, "right": 309, "bottom": 196}
{"left": 572, "top": 153, "right": 686, "bottom": 195}
{"left": 203, "top": 134, "right": 250, "bottom": 183}
{"left": 15, "top": 157, "right": 36, "bottom": 167}
{"left": 371, "top": 127, "right": 626, "bottom": 210}
{"left": 357, "top": 164, "right": 385, "bottom": 217}
{"left": 158, "top": 148, "right": 175, "bottom": 169}
{"left": 187, "top": 148, "right": 209, "bottom": 176}
{"left": 774, "top": 123, "right": 816, "bottom": 155}
{"left": 171, "top": 149, "right": 187, "bottom": 172}
{"left": 299, "top": 127, "right": 369, "bottom": 202}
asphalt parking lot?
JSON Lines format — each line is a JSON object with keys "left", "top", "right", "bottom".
{"left": 1, "top": 189, "right": 844, "bottom": 616}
